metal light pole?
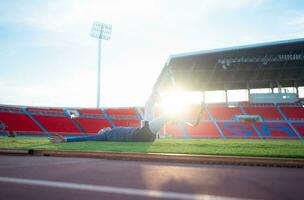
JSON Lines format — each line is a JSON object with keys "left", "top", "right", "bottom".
{"left": 90, "top": 21, "right": 112, "bottom": 108}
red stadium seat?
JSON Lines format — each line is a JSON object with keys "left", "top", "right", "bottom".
{"left": 111, "top": 119, "right": 141, "bottom": 127}
{"left": 182, "top": 104, "right": 209, "bottom": 120}
{"left": 32, "top": 115, "right": 82, "bottom": 136}
{"left": 243, "top": 107, "right": 283, "bottom": 120}
{"left": 105, "top": 108, "right": 138, "bottom": 118}
{"left": 164, "top": 122, "right": 184, "bottom": 138}
{"left": 0, "top": 112, "right": 43, "bottom": 135}
{"left": 77, "top": 109, "right": 104, "bottom": 116}
{"left": 185, "top": 122, "right": 221, "bottom": 138}
{"left": 217, "top": 122, "right": 259, "bottom": 138}
{"left": 74, "top": 117, "right": 113, "bottom": 135}
{"left": 292, "top": 122, "right": 304, "bottom": 138}
{"left": 280, "top": 107, "right": 304, "bottom": 120}
{"left": 255, "top": 122, "right": 297, "bottom": 139}
{"left": 208, "top": 106, "right": 242, "bottom": 120}
{"left": 277, "top": 102, "right": 300, "bottom": 107}
{"left": 1, "top": 103, "right": 304, "bottom": 139}
{"left": 0, "top": 106, "right": 22, "bottom": 112}
{"left": 27, "top": 107, "right": 65, "bottom": 114}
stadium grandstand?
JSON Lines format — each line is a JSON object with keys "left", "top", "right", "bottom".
{"left": 1, "top": 38, "right": 304, "bottom": 139}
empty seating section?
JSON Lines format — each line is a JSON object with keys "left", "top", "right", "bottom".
{"left": 0, "top": 112, "right": 43, "bottom": 135}
{"left": 185, "top": 122, "right": 221, "bottom": 138}
{"left": 240, "top": 102, "right": 275, "bottom": 107}
{"left": 105, "top": 108, "right": 138, "bottom": 118}
{"left": 218, "top": 122, "right": 259, "bottom": 138}
{"left": 78, "top": 109, "right": 104, "bottom": 116}
{"left": 243, "top": 107, "right": 283, "bottom": 120}
{"left": 277, "top": 102, "right": 300, "bottom": 107}
{"left": 27, "top": 107, "right": 64, "bottom": 114}
{"left": 280, "top": 107, "right": 304, "bottom": 120}
{"left": 163, "top": 122, "right": 184, "bottom": 138}
{"left": 111, "top": 119, "right": 140, "bottom": 127}
{"left": 74, "top": 118, "right": 113, "bottom": 135}
{"left": 292, "top": 122, "right": 304, "bottom": 137}
{"left": 255, "top": 122, "right": 297, "bottom": 139}
{"left": 33, "top": 115, "right": 82, "bottom": 136}
{"left": 105, "top": 108, "right": 140, "bottom": 127}
{"left": 182, "top": 104, "right": 209, "bottom": 120}
{"left": 0, "top": 103, "right": 304, "bottom": 139}
{"left": 208, "top": 106, "right": 242, "bottom": 120}
{"left": 0, "top": 106, "right": 22, "bottom": 112}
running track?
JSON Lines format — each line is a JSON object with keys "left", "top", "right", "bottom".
{"left": 0, "top": 155, "right": 303, "bottom": 200}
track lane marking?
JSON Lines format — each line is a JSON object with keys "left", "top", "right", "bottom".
{"left": 0, "top": 176, "right": 253, "bottom": 200}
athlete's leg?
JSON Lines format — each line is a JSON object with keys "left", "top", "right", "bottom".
{"left": 142, "top": 91, "right": 171, "bottom": 134}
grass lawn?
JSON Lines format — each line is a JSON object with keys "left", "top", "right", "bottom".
{"left": 0, "top": 137, "right": 304, "bottom": 158}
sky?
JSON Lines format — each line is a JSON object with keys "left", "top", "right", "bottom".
{"left": 1, "top": 0, "right": 304, "bottom": 108}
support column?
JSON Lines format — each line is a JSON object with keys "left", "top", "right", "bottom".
{"left": 225, "top": 90, "right": 228, "bottom": 104}
{"left": 246, "top": 83, "right": 250, "bottom": 102}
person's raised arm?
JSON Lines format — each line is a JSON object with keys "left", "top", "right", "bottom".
{"left": 49, "top": 128, "right": 111, "bottom": 143}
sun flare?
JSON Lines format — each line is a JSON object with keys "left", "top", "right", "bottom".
{"left": 160, "top": 90, "right": 203, "bottom": 116}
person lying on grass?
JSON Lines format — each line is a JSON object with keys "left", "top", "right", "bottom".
{"left": 50, "top": 91, "right": 169, "bottom": 143}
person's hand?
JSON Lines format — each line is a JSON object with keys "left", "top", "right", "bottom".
{"left": 50, "top": 134, "right": 67, "bottom": 143}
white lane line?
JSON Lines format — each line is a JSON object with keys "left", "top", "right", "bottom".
{"left": 0, "top": 176, "right": 253, "bottom": 200}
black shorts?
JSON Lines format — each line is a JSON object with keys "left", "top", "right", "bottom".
{"left": 132, "top": 123, "right": 156, "bottom": 142}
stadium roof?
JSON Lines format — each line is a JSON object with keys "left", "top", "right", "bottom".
{"left": 154, "top": 38, "right": 304, "bottom": 92}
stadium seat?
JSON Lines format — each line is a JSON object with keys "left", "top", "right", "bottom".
{"left": 111, "top": 119, "right": 141, "bottom": 127}
{"left": 32, "top": 114, "right": 82, "bottom": 136}
{"left": 0, "top": 106, "right": 22, "bottom": 112}
{"left": 1, "top": 103, "right": 304, "bottom": 139}
{"left": 26, "top": 107, "right": 65, "bottom": 114}
{"left": 292, "top": 122, "right": 304, "bottom": 138}
{"left": 255, "top": 122, "right": 297, "bottom": 139}
{"left": 163, "top": 122, "right": 185, "bottom": 138}
{"left": 77, "top": 109, "right": 104, "bottom": 116}
{"left": 207, "top": 106, "right": 242, "bottom": 120}
{"left": 280, "top": 107, "right": 304, "bottom": 120}
{"left": 105, "top": 108, "right": 139, "bottom": 119}
{"left": 182, "top": 104, "right": 209, "bottom": 120}
{"left": 0, "top": 112, "right": 44, "bottom": 136}
{"left": 185, "top": 122, "right": 222, "bottom": 138}
{"left": 74, "top": 117, "right": 113, "bottom": 135}
{"left": 243, "top": 107, "right": 283, "bottom": 120}
{"left": 217, "top": 122, "right": 259, "bottom": 138}
{"left": 277, "top": 102, "right": 300, "bottom": 107}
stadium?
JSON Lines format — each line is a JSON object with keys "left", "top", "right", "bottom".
{"left": 1, "top": 38, "right": 304, "bottom": 140}
{"left": 1, "top": 38, "right": 304, "bottom": 200}
{"left": 1, "top": 1, "right": 304, "bottom": 199}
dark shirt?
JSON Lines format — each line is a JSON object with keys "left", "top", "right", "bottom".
{"left": 105, "top": 127, "right": 139, "bottom": 141}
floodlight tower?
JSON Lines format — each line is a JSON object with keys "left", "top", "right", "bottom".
{"left": 90, "top": 21, "right": 112, "bottom": 108}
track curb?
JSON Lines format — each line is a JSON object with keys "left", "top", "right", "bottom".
{"left": 1, "top": 149, "right": 303, "bottom": 168}
{"left": 0, "top": 149, "right": 29, "bottom": 156}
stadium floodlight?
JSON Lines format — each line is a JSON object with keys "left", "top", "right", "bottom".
{"left": 90, "top": 21, "right": 112, "bottom": 108}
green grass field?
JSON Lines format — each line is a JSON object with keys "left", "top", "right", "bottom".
{"left": 1, "top": 137, "right": 304, "bottom": 158}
